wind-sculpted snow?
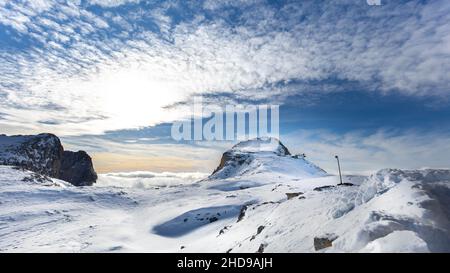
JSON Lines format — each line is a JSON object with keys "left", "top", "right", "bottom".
{"left": 0, "top": 139, "right": 449, "bottom": 252}
{"left": 207, "top": 180, "right": 266, "bottom": 191}
{"left": 153, "top": 205, "right": 242, "bottom": 237}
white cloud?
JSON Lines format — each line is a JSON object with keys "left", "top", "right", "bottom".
{"left": 62, "top": 135, "right": 224, "bottom": 159}
{"left": 0, "top": 0, "right": 449, "bottom": 136}
{"left": 284, "top": 128, "right": 450, "bottom": 175}
{"left": 97, "top": 171, "right": 208, "bottom": 188}
{"left": 62, "top": 126, "right": 450, "bottom": 174}
{"left": 88, "top": 0, "right": 140, "bottom": 8}
{"left": 203, "top": 0, "right": 265, "bottom": 11}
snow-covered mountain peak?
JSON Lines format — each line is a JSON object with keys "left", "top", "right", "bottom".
{"left": 209, "top": 137, "right": 326, "bottom": 181}
{"left": 230, "top": 137, "right": 291, "bottom": 156}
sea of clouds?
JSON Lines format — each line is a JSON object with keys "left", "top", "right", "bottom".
{"left": 96, "top": 171, "right": 208, "bottom": 188}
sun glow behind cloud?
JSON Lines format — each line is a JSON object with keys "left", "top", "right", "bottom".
{"left": 75, "top": 65, "right": 189, "bottom": 132}
{"left": 1, "top": 0, "right": 450, "bottom": 137}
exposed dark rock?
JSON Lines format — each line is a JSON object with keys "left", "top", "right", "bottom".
{"left": 257, "top": 225, "right": 265, "bottom": 235}
{"left": 313, "top": 183, "right": 355, "bottom": 191}
{"left": 108, "top": 246, "right": 123, "bottom": 251}
{"left": 245, "top": 201, "right": 281, "bottom": 214}
{"left": 314, "top": 234, "right": 338, "bottom": 251}
{"left": 212, "top": 151, "right": 232, "bottom": 175}
{"left": 218, "top": 225, "right": 231, "bottom": 236}
{"left": 286, "top": 192, "right": 303, "bottom": 200}
{"left": 21, "top": 172, "right": 53, "bottom": 184}
{"left": 313, "top": 185, "right": 335, "bottom": 192}
{"left": 256, "top": 243, "right": 267, "bottom": 253}
{"left": 260, "top": 201, "right": 279, "bottom": 206}
{"left": 251, "top": 225, "right": 266, "bottom": 241}
{"left": 237, "top": 205, "right": 249, "bottom": 222}
{"left": 0, "top": 133, "right": 97, "bottom": 186}
{"left": 209, "top": 216, "right": 218, "bottom": 223}
{"left": 211, "top": 151, "right": 251, "bottom": 178}
{"left": 0, "top": 133, "right": 63, "bottom": 177}
{"left": 292, "top": 153, "right": 306, "bottom": 159}
{"left": 271, "top": 184, "right": 283, "bottom": 191}
{"left": 59, "top": 151, "right": 97, "bottom": 186}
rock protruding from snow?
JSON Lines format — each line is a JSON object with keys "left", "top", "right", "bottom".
{"left": 0, "top": 133, "right": 63, "bottom": 177}
{"left": 59, "top": 151, "right": 97, "bottom": 186}
{"left": 0, "top": 133, "right": 97, "bottom": 186}
{"left": 209, "top": 137, "right": 326, "bottom": 180}
{"left": 314, "top": 234, "right": 338, "bottom": 251}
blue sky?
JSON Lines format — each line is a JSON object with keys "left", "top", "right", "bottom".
{"left": 1, "top": 0, "right": 449, "bottom": 174}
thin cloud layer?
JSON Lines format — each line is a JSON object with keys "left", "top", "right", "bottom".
{"left": 284, "top": 128, "right": 450, "bottom": 175}
{"left": 97, "top": 170, "right": 208, "bottom": 188}
{"left": 0, "top": 0, "right": 449, "bottom": 136}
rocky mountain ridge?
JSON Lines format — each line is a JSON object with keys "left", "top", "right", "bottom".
{"left": 0, "top": 133, "right": 97, "bottom": 186}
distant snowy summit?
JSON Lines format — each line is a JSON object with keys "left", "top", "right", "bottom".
{"left": 229, "top": 137, "right": 291, "bottom": 155}
{"left": 0, "top": 133, "right": 97, "bottom": 186}
{"left": 210, "top": 137, "right": 327, "bottom": 180}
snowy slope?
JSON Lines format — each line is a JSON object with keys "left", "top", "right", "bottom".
{"left": 0, "top": 138, "right": 449, "bottom": 253}
{"left": 209, "top": 137, "right": 327, "bottom": 182}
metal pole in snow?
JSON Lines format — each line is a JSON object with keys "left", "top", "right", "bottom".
{"left": 335, "top": 155, "right": 343, "bottom": 185}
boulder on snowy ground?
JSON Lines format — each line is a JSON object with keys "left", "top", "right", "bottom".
{"left": 0, "top": 133, "right": 97, "bottom": 186}
{"left": 314, "top": 234, "right": 338, "bottom": 251}
{"left": 286, "top": 192, "right": 303, "bottom": 199}
{"left": 59, "top": 151, "right": 97, "bottom": 186}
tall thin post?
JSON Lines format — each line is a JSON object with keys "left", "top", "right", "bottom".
{"left": 335, "top": 155, "right": 343, "bottom": 185}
